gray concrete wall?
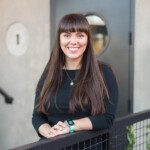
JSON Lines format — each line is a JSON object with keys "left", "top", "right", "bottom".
{"left": 133, "top": 0, "right": 150, "bottom": 112}
{"left": 0, "top": 0, "right": 50, "bottom": 149}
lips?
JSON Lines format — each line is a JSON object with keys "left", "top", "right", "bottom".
{"left": 68, "top": 47, "right": 79, "bottom": 52}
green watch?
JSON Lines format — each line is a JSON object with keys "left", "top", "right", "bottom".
{"left": 66, "top": 119, "right": 75, "bottom": 133}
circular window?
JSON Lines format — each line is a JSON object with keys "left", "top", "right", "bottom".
{"left": 86, "top": 14, "right": 109, "bottom": 55}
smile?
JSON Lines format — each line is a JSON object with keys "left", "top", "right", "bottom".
{"left": 68, "top": 47, "right": 79, "bottom": 52}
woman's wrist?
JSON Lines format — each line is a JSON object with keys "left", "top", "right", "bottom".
{"left": 73, "top": 120, "right": 79, "bottom": 131}
{"left": 73, "top": 118, "right": 93, "bottom": 131}
{"left": 64, "top": 120, "right": 75, "bottom": 133}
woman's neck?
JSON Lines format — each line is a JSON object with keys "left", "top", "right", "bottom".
{"left": 64, "top": 58, "right": 81, "bottom": 70}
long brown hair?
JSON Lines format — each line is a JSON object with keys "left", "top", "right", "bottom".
{"left": 35, "top": 13, "right": 111, "bottom": 116}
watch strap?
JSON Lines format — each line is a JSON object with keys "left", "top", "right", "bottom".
{"left": 70, "top": 124, "right": 75, "bottom": 133}
{"left": 66, "top": 119, "right": 75, "bottom": 133}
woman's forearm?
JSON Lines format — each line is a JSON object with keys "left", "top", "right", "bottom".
{"left": 38, "top": 123, "right": 52, "bottom": 138}
{"left": 73, "top": 117, "right": 93, "bottom": 131}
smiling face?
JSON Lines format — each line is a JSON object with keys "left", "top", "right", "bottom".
{"left": 60, "top": 32, "right": 88, "bottom": 63}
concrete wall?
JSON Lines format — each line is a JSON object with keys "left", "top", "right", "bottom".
{"left": 0, "top": 0, "right": 50, "bottom": 149}
{"left": 133, "top": 0, "right": 150, "bottom": 112}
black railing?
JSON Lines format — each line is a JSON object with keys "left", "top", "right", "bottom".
{"left": 0, "top": 87, "right": 13, "bottom": 104}
{"left": 10, "top": 109, "right": 150, "bottom": 150}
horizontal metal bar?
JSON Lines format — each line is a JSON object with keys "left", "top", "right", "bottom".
{"left": 111, "top": 108, "right": 150, "bottom": 129}
{"left": 10, "top": 109, "right": 150, "bottom": 150}
{"left": 0, "top": 88, "right": 13, "bottom": 103}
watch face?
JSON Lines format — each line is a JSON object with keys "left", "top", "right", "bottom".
{"left": 67, "top": 119, "right": 74, "bottom": 125}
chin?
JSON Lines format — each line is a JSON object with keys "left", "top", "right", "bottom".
{"left": 68, "top": 55, "right": 81, "bottom": 60}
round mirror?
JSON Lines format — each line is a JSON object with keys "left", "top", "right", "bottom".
{"left": 86, "top": 15, "right": 108, "bottom": 55}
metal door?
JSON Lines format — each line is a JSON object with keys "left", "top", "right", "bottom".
{"left": 50, "top": 0, "right": 133, "bottom": 117}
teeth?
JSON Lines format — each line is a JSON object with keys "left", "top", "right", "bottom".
{"left": 68, "top": 47, "right": 79, "bottom": 51}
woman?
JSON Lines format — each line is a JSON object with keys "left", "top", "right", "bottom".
{"left": 32, "top": 13, "right": 118, "bottom": 140}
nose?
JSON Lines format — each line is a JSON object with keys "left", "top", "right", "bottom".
{"left": 70, "top": 36, "right": 77, "bottom": 45}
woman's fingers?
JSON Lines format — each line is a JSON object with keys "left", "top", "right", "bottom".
{"left": 48, "top": 122, "right": 69, "bottom": 138}
{"left": 53, "top": 121, "right": 67, "bottom": 131}
{"left": 49, "top": 125, "right": 61, "bottom": 137}
{"left": 46, "top": 132, "right": 52, "bottom": 138}
{"left": 48, "top": 129, "right": 57, "bottom": 138}
{"left": 57, "top": 121, "right": 67, "bottom": 128}
{"left": 53, "top": 124, "right": 63, "bottom": 131}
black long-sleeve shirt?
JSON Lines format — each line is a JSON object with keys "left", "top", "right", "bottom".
{"left": 32, "top": 64, "right": 118, "bottom": 137}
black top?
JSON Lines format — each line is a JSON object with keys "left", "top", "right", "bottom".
{"left": 32, "top": 64, "right": 118, "bottom": 137}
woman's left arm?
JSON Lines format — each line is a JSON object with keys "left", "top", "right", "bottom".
{"left": 74, "top": 65, "right": 118, "bottom": 131}
{"left": 87, "top": 65, "right": 118, "bottom": 130}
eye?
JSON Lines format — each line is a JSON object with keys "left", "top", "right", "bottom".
{"left": 78, "top": 34, "right": 84, "bottom": 37}
{"left": 64, "top": 34, "right": 69, "bottom": 37}
{"left": 77, "top": 33, "right": 85, "bottom": 38}
{"left": 62, "top": 33, "right": 70, "bottom": 38}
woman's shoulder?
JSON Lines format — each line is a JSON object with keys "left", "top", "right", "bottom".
{"left": 36, "top": 70, "right": 48, "bottom": 91}
{"left": 97, "top": 60, "right": 116, "bottom": 81}
{"left": 97, "top": 60, "right": 112, "bottom": 72}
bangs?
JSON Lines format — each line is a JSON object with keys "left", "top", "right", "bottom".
{"left": 58, "top": 14, "right": 89, "bottom": 34}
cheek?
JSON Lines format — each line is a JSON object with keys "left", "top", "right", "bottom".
{"left": 60, "top": 35, "right": 67, "bottom": 48}
{"left": 81, "top": 38, "right": 88, "bottom": 47}
{"left": 60, "top": 39, "right": 68, "bottom": 48}
{"left": 60, "top": 40, "right": 65, "bottom": 49}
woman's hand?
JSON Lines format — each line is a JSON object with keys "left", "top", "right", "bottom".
{"left": 38, "top": 123, "right": 52, "bottom": 138}
{"left": 49, "top": 121, "right": 69, "bottom": 138}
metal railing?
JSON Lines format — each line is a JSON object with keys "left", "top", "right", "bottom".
{"left": 10, "top": 109, "right": 150, "bottom": 150}
{"left": 0, "top": 87, "right": 13, "bottom": 104}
